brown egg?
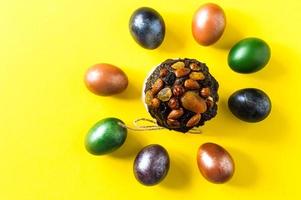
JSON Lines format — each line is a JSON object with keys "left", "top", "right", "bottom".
{"left": 84, "top": 63, "right": 128, "bottom": 96}
{"left": 197, "top": 143, "right": 234, "bottom": 183}
{"left": 192, "top": 3, "right": 226, "bottom": 46}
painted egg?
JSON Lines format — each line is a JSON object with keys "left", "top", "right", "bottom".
{"left": 228, "top": 38, "right": 271, "bottom": 73}
{"left": 197, "top": 143, "right": 235, "bottom": 183}
{"left": 85, "top": 118, "right": 127, "bottom": 155}
{"left": 192, "top": 3, "right": 226, "bottom": 46}
{"left": 129, "top": 7, "right": 165, "bottom": 49}
{"left": 134, "top": 144, "right": 170, "bottom": 186}
{"left": 84, "top": 63, "right": 128, "bottom": 96}
{"left": 228, "top": 88, "right": 272, "bottom": 122}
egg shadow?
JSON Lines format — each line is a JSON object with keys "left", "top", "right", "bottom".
{"left": 114, "top": 81, "right": 141, "bottom": 100}
{"left": 159, "top": 28, "right": 186, "bottom": 53}
{"left": 110, "top": 131, "right": 144, "bottom": 159}
{"left": 213, "top": 9, "right": 257, "bottom": 50}
{"left": 213, "top": 21, "right": 242, "bottom": 50}
{"left": 206, "top": 97, "right": 288, "bottom": 143}
{"left": 158, "top": 12, "right": 187, "bottom": 53}
{"left": 252, "top": 42, "right": 296, "bottom": 82}
{"left": 227, "top": 147, "right": 258, "bottom": 187}
{"left": 161, "top": 151, "right": 192, "bottom": 189}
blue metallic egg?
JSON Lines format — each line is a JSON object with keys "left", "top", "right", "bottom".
{"left": 129, "top": 7, "right": 165, "bottom": 49}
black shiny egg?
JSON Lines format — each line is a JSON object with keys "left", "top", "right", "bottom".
{"left": 129, "top": 7, "right": 165, "bottom": 49}
{"left": 228, "top": 88, "right": 271, "bottom": 122}
{"left": 133, "top": 144, "right": 170, "bottom": 186}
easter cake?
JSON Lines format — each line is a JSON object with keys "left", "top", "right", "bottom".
{"left": 144, "top": 58, "right": 219, "bottom": 133}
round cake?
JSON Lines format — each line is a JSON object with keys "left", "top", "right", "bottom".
{"left": 144, "top": 58, "right": 219, "bottom": 133}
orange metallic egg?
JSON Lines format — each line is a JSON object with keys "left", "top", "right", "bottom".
{"left": 84, "top": 63, "right": 128, "bottom": 96}
{"left": 197, "top": 143, "right": 234, "bottom": 183}
{"left": 192, "top": 3, "right": 226, "bottom": 46}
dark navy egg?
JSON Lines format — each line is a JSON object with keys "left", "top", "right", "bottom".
{"left": 133, "top": 144, "right": 170, "bottom": 186}
{"left": 129, "top": 7, "right": 165, "bottom": 49}
{"left": 228, "top": 88, "right": 271, "bottom": 122}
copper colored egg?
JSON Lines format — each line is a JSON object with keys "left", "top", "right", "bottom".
{"left": 192, "top": 3, "right": 226, "bottom": 46}
{"left": 197, "top": 143, "right": 234, "bottom": 183}
{"left": 84, "top": 63, "right": 128, "bottom": 96}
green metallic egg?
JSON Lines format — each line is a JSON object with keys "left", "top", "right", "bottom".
{"left": 85, "top": 118, "right": 127, "bottom": 155}
{"left": 228, "top": 38, "right": 271, "bottom": 73}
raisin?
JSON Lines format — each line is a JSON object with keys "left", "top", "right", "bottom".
{"left": 162, "top": 71, "right": 176, "bottom": 85}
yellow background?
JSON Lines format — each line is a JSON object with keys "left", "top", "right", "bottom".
{"left": 1, "top": 0, "right": 301, "bottom": 199}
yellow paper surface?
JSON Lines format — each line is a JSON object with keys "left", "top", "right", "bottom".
{"left": 0, "top": 0, "right": 300, "bottom": 199}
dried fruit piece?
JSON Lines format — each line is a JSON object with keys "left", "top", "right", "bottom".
{"left": 200, "top": 87, "right": 211, "bottom": 97}
{"left": 206, "top": 96, "right": 214, "bottom": 108}
{"left": 151, "top": 79, "right": 164, "bottom": 95}
{"left": 162, "top": 72, "right": 176, "bottom": 85}
{"left": 173, "top": 85, "right": 185, "bottom": 96}
{"left": 184, "top": 79, "right": 200, "bottom": 90}
{"left": 189, "top": 63, "right": 201, "bottom": 71}
{"left": 150, "top": 98, "right": 160, "bottom": 108}
{"left": 168, "top": 98, "right": 179, "bottom": 109}
{"left": 175, "top": 68, "right": 191, "bottom": 77}
{"left": 167, "top": 119, "right": 180, "bottom": 128}
{"left": 190, "top": 72, "right": 205, "bottom": 80}
{"left": 167, "top": 108, "right": 184, "bottom": 119}
{"left": 171, "top": 61, "right": 185, "bottom": 69}
{"left": 181, "top": 91, "right": 207, "bottom": 113}
{"left": 145, "top": 90, "right": 153, "bottom": 106}
{"left": 159, "top": 68, "right": 168, "bottom": 77}
{"left": 157, "top": 87, "right": 172, "bottom": 101}
{"left": 186, "top": 114, "right": 201, "bottom": 127}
